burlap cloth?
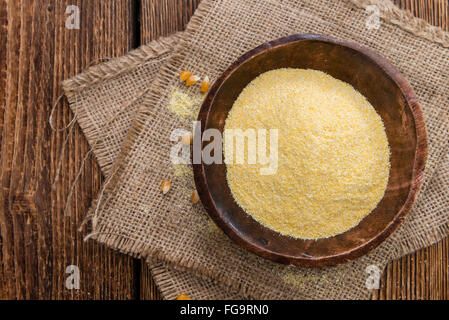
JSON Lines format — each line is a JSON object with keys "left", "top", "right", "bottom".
{"left": 62, "top": 0, "right": 449, "bottom": 299}
{"left": 63, "top": 32, "right": 240, "bottom": 299}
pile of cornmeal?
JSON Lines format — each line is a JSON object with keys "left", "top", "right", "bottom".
{"left": 224, "top": 68, "right": 390, "bottom": 239}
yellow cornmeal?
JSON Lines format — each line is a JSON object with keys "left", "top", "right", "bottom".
{"left": 224, "top": 68, "right": 390, "bottom": 239}
{"left": 168, "top": 89, "right": 202, "bottom": 119}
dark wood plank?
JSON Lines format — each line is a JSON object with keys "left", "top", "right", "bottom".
{"left": 0, "top": 0, "right": 139, "bottom": 299}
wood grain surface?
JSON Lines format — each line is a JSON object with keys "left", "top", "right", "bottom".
{"left": 0, "top": 0, "right": 447, "bottom": 300}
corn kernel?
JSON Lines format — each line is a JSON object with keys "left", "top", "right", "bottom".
{"left": 161, "top": 180, "right": 172, "bottom": 194}
{"left": 179, "top": 70, "right": 191, "bottom": 81}
{"left": 176, "top": 294, "right": 191, "bottom": 300}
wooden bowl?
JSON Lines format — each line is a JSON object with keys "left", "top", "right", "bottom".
{"left": 193, "top": 34, "right": 427, "bottom": 267}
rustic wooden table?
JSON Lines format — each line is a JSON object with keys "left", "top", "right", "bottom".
{"left": 0, "top": 0, "right": 447, "bottom": 300}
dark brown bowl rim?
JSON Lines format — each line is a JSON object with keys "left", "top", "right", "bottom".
{"left": 193, "top": 33, "right": 428, "bottom": 267}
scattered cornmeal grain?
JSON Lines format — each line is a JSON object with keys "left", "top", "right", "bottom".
{"left": 224, "top": 68, "right": 390, "bottom": 239}
{"left": 168, "top": 89, "right": 202, "bottom": 119}
{"left": 208, "top": 219, "right": 222, "bottom": 235}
